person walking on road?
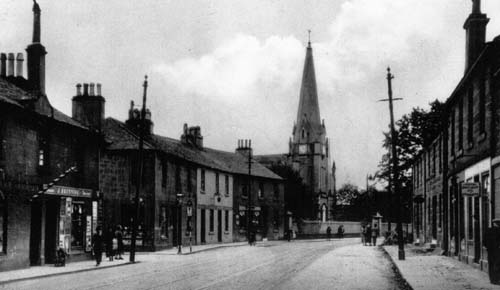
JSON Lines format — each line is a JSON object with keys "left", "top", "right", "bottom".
{"left": 485, "top": 219, "right": 500, "bottom": 284}
{"left": 92, "top": 226, "right": 104, "bottom": 266}
{"left": 326, "top": 226, "right": 332, "bottom": 241}
{"left": 371, "top": 226, "right": 379, "bottom": 246}
{"left": 365, "top": 225, "right": 372, "bottom": 246}
{"left": 114, "top": 225, "right": 124, "bottom": 260}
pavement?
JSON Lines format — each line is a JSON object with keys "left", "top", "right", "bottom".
{"left": 383, "top": 244, "right": 500, "bottom": 290}
{"left": 0, "top": 241, "right": 247, "bottom": 285}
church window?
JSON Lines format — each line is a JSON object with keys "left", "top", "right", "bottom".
{"left": 299, "top": 144, "right": 307, "bottom": 154}
{"left": 301, "top": 129, "right": 305, "bottom": 139}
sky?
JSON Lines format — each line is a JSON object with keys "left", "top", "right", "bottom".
{"left": 1, "top": 0, "right": 500, "bottom": 189}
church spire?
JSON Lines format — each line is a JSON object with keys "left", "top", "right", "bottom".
{"left": 293, "top": 33, "right": 323, "bottom": 143}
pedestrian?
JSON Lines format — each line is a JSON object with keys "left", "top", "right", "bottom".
{"left": 92, "top": 226, "right": 103, "bottom": 266}
{"left": 485, "top": 219, "right": 500, "bottom": 284}
{"left": 105, "top": 227, "right": 115, "bottom": 261}
{"left": 372, "top": 225, "right": 378, "bottom": 246}
{"left": 114, "top": 225, "right": 124, "bottom": 260}
{"left": 361, "top": 225, "right": 366, "bottom": 245}
{"left": 365, "top": 225, "right": 372, "bottom": 246}
{"left": 326, "top": 226, "right": 332, "bottom": 241}
{"left": 337, "top": 225, "right": 345, "bottom": 239}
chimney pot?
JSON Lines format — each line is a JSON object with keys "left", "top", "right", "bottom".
{"left": 89, "top": 83, "right": 95, "bottom": 96}
{"left": 96, "top": 83, "right": 102, "bottom": 96}
{"left": 76, "top": 83, "right": 82, "bottom": 96}
{"left": 7, "top": 53, "right": 15, "bottom": 77}
{"left": 249, "top": 140, "right": 252, "bottom": 148}
{"left": 83, "top": 83, "right": 89, "bottom": 95}
{"left": 245, "top": 139, "right": 248, "bottom": 148}
{"left": 15, "top": 53, "right": 24, "bottom": 77}
{"left": 0, "top": 53, "right": 6, "bottom": 77}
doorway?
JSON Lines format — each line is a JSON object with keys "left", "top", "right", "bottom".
{"left": 217, "top": 210, "right": 222, "bottom": 242}
{"left": 200, "top": 209, "right": 206, "bottom": 244}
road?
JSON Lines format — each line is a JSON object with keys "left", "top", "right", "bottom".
{"left": 2, "top": 238, "right": 410, "bottom": 290}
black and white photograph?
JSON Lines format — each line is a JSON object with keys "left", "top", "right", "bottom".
{"left": 1, "top": 0, "right": 500, "bottom": 289}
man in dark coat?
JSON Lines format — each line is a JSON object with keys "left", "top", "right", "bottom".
{"left": 485, "top": 219, "right": 500, "bottom": 284}
{"left": 326, "top": 226, "right": 332, "bottom": 241}
{"left": 92, "top": 226, "right": 103, "bottom": 266}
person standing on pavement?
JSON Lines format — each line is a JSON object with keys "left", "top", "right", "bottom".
{"left": 361, "top": 225, "right": 366, "bottom": 245}
{"left": 92, "top": 226, "right": 104, "bottom": 266}
{"left": 326, "top": 226, "right": 332, "bottom": 241}
{"left": 114, "top": 225, "right": 124, "bottom": 260}
{"left": 485, "top": 219, "right": 500, "bottom": 284}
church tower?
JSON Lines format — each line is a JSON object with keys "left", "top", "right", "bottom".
{"left": 289, "top": 38, "right": 334, "bottom": 221}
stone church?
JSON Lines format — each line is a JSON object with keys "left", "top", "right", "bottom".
{"left": 255, "top": 40, "right": 336, "bottom": 222}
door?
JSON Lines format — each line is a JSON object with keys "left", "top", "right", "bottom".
{"left": 29, "top": 199, "right": 42, "bottom": 265}
{"left": 217, "top": 210, "right": 222, "bottom": 242}
{"left": 200, "top": 209, "right": 206, "bottom": 244}
{"left": 44, "top": 198, "right": 58, "bottom": 264}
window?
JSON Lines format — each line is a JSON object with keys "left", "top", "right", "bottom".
{"left": 273, "top": 184, "right": 279, "bottom": 200}
{"left": 258, "top": 182, "right": 264, "bottom": 199}
{"left": 160, "top": 206, "right": 168, "bottom": 239}
{"left": 438, "top": 140, "right": 442, "bottom": 173}
{"left": 0, "top": 193, "right": 6, "bottom": 254}
{"left": 161, "top": 161, "right": 167, "bottom": 189}
{"left": 467, "top": 88, "right": 473, "bottom": 144}
{"left": 241, "top": 184, "right": 248, "bottom": 197}
{"left": 215, "top": 172, "right": 219, "bottom": 193}
{"left": 175, "top": 165, "right": 181, "bottom": 192}
{"left": 274, "top": 210, "right": 280, "bottom": 229}
{"left": 187, "top": 167, "right": 192, "bottom": 192}
{"left": 209, "top": 209, "right": 214, "bottom": 232}
{"left": 38, "top": 137, "right": 47, "bottom": 168}
{"left": 479, "top": 75, "right": 486, "bottom": 133}
{"left": 458, "top": 100, "right": 463, "bottom": 150}
{"left": 201, "top": 169, "right": 205, "bottom": 192}
{"left": 301, "top": 129, "right": 305, "bottom": 139}
{"left": 299, "top": 144, "right": 307, "bottom": 154}
{"left": 225, "top": 210, "right": 229, "bottom": 232}
{"left": 225, "top": 175, "right": 229, "bottom": 196}
{"left": 468, "top": 197, "right": 473, "bottom": 239}
{"left": 432, "top": 145, "right": 436, "bottom": 176}
{"left": 450, "top": 113, "right": 455, "bottom": 155}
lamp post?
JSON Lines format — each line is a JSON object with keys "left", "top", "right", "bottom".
{"left": 186, "top": 199, "right": 193, "bottom": 253}
{"left": 176, "top": 193, "right": 184, "bottom": 254}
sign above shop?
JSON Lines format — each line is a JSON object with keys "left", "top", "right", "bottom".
{"left": 45, "top": 186, "right": 92, "bottom": 198}
{"left": 461, "top": 182, "right": 480, "bottom": 196}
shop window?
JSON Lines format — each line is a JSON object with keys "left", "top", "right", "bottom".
{"left": 0, "top": 193, "right": 6, "bottom": 254}
{"left": 209, "top": 209, "right": 214, "bottom": 232}
{"left": 225, "top": 210, "right": 229, "bottom": 232}
{"left": 201, "top": 169, "right": 205, "bottom": 192}
{"left": 225, "top": 175, "right": 229, "bottom": 196}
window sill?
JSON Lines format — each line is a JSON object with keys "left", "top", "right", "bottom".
{"left": 200, "top": 190, "right": 206, "bottom": 194}
{"left": 478, "top": 132, "right": 487, "bottom": 143}
{"left": 208, "top": 231, "right": 215, "bottom": 235}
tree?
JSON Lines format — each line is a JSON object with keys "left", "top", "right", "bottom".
{"left": 335, "top": 183, "right": 361, "bottom": 206}
{"left": 269, "top": 164, "right": 310, "bottom": 219}
{"left": 376, "top": 99, "right": 445, "bottom": 221}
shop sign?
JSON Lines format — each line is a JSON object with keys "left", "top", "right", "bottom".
{"left": 46, "top": 186, "right": 92, "bottom": 198}
{"left": 461, "top": 182, "right": 480, "bottom": 196}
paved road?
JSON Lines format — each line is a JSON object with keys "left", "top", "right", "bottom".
{"left": 2, "top": 239, "right": 409, "bottom": 290}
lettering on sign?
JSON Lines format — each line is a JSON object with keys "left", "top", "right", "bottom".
{"left": 45, "top": 186, "right": 92, "bottom": 198}
{"left": 461, "top": 182, "right": 480, "bottom": 196}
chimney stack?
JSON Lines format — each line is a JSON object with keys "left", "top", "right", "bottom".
{"left": 235, "top": 139, "right": 253, "bottom": 157}
{"left": 16, "top": 53, "right": 24, "bottom": 77}
{"left": 464, "top": 0, "right": 489, "bottom": 72}
{"left": 7, "top": 53, "right": 14, "bottom": 77}
{"left": 89, "top": 83, "right": 95, "bottom": 96}
{"left": 76, "top": 83, "right": 82, "bottom": 96}
{"left": 83, "top": 83, "right": 89, "bottom": 95}
{"left": 96, "top": 83, "right": 101, "bottom": 96}
{"left": 26, "top": 0, "right": 47, "bottom": 94}
{"left": 0, "top": 53, "right": 6, "bottom": 77}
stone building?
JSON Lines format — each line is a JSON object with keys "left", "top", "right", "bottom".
{"left": 0, "top": 2, "right": 101, "bottom": 270}
{"left": 100, "top": 101, "right": 284, "bottom": 248}
{"left": 255, "top": 40, "right": 335, "bottom": 222}
{"left": 412, "top": 0, "right": 500, "bottom": 273}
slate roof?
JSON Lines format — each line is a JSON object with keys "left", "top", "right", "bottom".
{"left": 103, "top": 117, "right": 282, "bottom": 180}
{"left": 0, "top": 77, "right": 88, "bottom": 130}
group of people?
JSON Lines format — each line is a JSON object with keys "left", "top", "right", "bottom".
{"left": 361, "top": 224, "right": 379, "bottom": 246}
{"left": 326, "top": 225, "right": 345, "bottom": 240}
{"left": 91, "top": 225, "right": 124, "bottom": 266}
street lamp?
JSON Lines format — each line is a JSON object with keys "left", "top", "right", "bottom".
{"left": 186, "top": 199, "right": 193, "bottom": 253}
{"left": 176, "top": 193, "right": 183, "bottom": 254}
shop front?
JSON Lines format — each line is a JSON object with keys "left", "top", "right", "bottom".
{"left": 31, "top": 186, "right": 99, "bottom": 265}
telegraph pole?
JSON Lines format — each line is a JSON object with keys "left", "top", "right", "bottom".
{"left": 380, "top": 67, "right": 405, "bottom": 260}
{"left": 130, "top": 75, "right": 148, "bottom": 263}
{"left": 246, "top": 140, "right": 253, "bottom": 245}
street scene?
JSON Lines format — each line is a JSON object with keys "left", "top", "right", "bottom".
{"left": 3, "top": 0, "right": 500, "bottom": 289}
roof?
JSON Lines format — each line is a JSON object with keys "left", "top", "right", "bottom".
{"left": 103, "top": 117, "right": 282, "bottom": 180}
{"left": 254, "top": 154, "right": 289, "bottom": 166}
{"left": 0, "top": 77, "right": 88, "bottom": 130}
